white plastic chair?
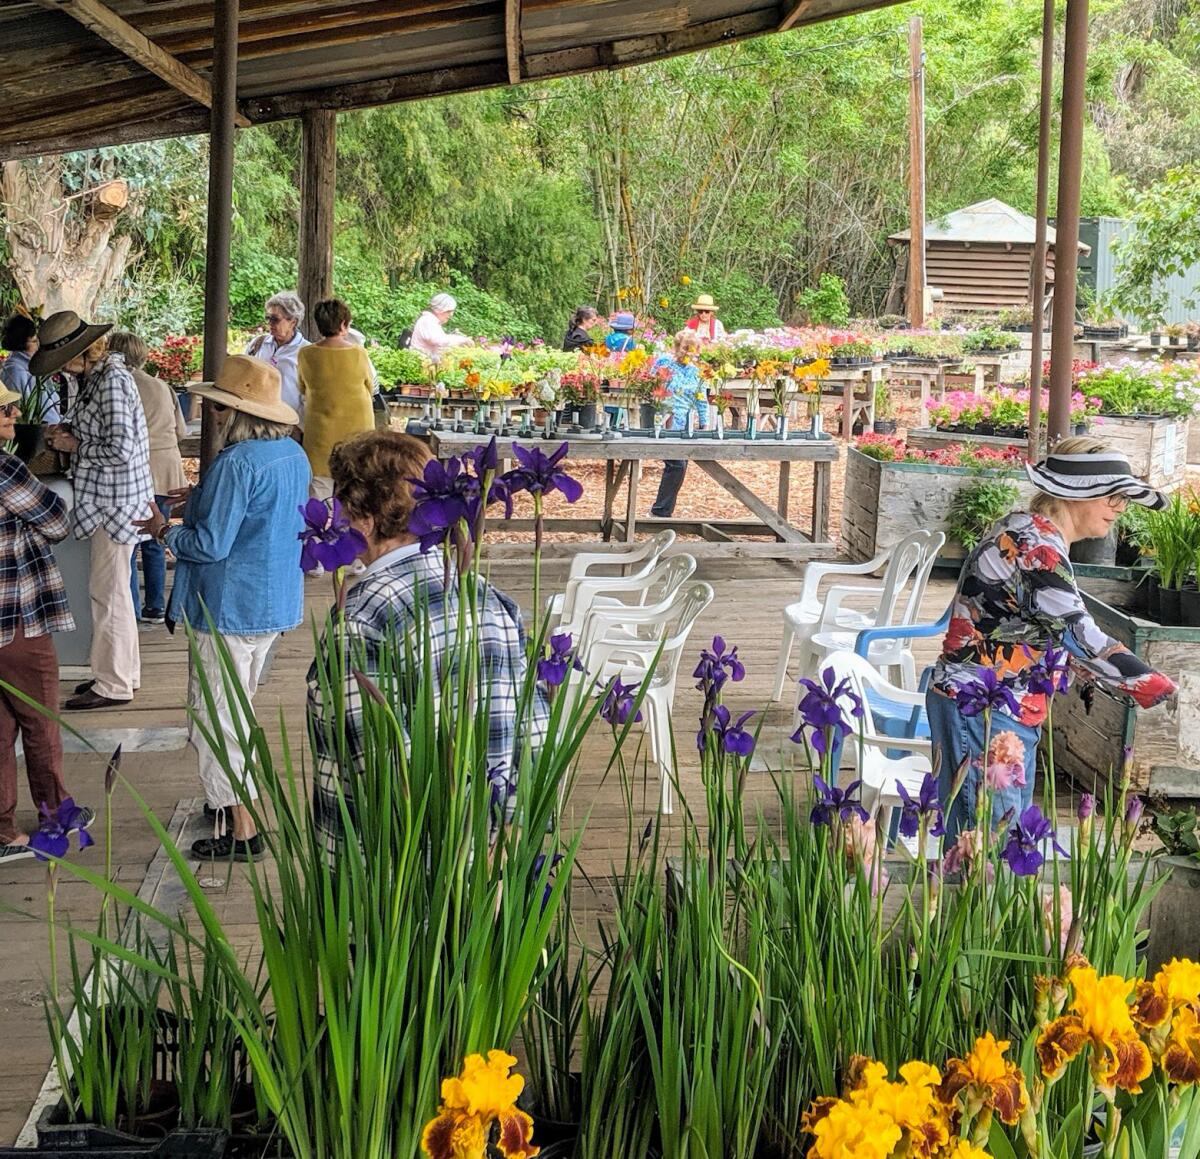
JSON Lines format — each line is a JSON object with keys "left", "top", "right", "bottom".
{"left": 569, "top": 555, "right": 697, "bottom": 656}
{"left": 805, "top": 651, "right": 932, "bottom": 846}
{"left": 771, "top": 530, "right": 945, "bottom": 700}
{"left": 547, "top": 530, "right": 676, "bottom": 635}
{"left": 571, "top": 581, "right": 715, "bottom": 815}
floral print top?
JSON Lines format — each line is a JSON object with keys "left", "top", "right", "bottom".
{"left": 933, "top": 511, "right": 1176, "bottom": 726}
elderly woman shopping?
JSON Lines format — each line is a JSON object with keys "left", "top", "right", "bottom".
{"left": 649, "top": 329, "right": 707, "bottom": 519}
{"left": 245, "top": 291, "right": 310, "bottom": 418}
{"left": 928, "top": 437, "right": 1177, "bottom": 842}
{"left": 409, "top": 293, "right": 470, "bottom": 360}
{"left": 135, "top": 355, "right": 310, "bottom": 861}
{"left": 307, "top": 430, "right": 547, "bottom": 861}
{"left": 38, "top": 311, "right": 153, "bottom": 711}
{"left": 0, "top": 384, "right": 93, "bottom": 861}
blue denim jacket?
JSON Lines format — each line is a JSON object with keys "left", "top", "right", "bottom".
{"left": 165, "top": 437, "right": 311, "bottom": 635}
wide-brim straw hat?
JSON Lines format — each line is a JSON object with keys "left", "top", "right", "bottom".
{"left": 0, "top": 386, "right": 21, "bottom": 408}
{"left": 189, "top": 354, "right": 299, "bottom": 425}
{"left": 1025, "top": 449, "right": 1167, "bottom": 510}
{"left": 29, "top": 311, "right": 112, "bottom": 376}
{"left": 690, "top": 294, "right": 719, "bottom": 312}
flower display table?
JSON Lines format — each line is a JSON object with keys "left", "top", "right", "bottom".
{"left": 429, "top": 431, "right": 840, "bottom": 558}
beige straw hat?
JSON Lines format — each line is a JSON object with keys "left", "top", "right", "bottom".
{"left": 29, "top": 311, "right": 113, "bottom": 376}
{"left": 690, "top": 293, "right": 720, "bottom": 312}
{"left": 189, "top": 354, "right": 299, "bottom": 425}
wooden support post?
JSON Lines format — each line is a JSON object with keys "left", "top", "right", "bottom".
{"left": 906, "top": 16, "right": 926, "bottom": 328}
{"left": 199, "top": 0, "right": 238, "bottom": 474}
{"left": 1048, "top": 0, "right": 1089, "bottom": 446}
{"left": 297, "top": 108, "right": 337, "bottom": 339}
{"left": 777, "top": 460, "right": 791, "bottom": 521}
{"left": 1027, "top": 0, "right": 1055, "bottom": 463}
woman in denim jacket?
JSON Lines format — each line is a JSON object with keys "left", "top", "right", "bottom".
{"left": 136, "top": 355, "right": 310, "bottom": 861}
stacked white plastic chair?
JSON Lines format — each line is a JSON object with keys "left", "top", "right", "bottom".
{"left": 771, "top": 529, "right": 945, "bottom": 700}
{"left": 547, "top": 530, "right": 676, "bottom": 638}
{"left": 569, "top": 576, "right": 714, "bottom": 815}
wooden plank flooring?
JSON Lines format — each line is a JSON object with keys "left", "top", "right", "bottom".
{"left": 0, "top": 557, "right": 958, "bottom": 1144}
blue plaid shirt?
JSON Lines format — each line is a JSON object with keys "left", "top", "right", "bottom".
{"left": 308, "top": 546, "right": 549, "bottom": 861}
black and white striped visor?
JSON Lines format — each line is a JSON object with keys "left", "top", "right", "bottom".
{"left": 1025, "top": 451, "right": 1167, "bottom": 510}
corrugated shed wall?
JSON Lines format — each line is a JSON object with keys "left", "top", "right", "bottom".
{"left": 924, "top": 243, "right": 1048, "bottom": 312}
{"left": 1079, "top": 216, "right": 1200, "bottom": 326}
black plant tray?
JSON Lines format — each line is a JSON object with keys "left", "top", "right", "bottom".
{"left": 36, "top": 1100, "right": 226, "bottom": 1155}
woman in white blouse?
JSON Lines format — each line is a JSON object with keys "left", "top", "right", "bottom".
{"left": 409, "top": 293, "right": 471, "bottom": 361}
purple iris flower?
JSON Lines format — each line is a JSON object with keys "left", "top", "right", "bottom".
{"left": 698, "top": 705, "right": 756, "bottom": 756}
{"left": 951, "top": 668, "right": 1021, "bottom": 719}
{"left": 407, "top": 456, "right": 479, "bottom": 552}
{"left": 501, "top": 443, "right": 584, "bottom": 503}
{"left": 1077, "top": 793, "right": 1096, "bottom": 821}
{"left": 1025, "top": 646, "right": 1070, "bottom": 697}
{"left": 532, "top": 851, "right": 565, "bottom": 912}
{"left": 298, "top": 497, "right": 368, "bottom": 572}
{"left": 538, "top": 633, "right": 583, "bottom": 688}
{"left": 693, "top": 636, "right": 745, "bottom": 698}
{"left": 790, "top": 667, "right": 864, "bottom": 756}
{"left": 487, "top": 764, "right": 516, "bottom": 815}
{"left": 896, "top": 773, "right": 945, "bottom": 839}
{"left": 1000, "top": 804, "right": 1067, "bottom": 877}
{"left": 1125, "top": 794, "right": 1145, "bottom": 830}
{"left": 28, "top": 798, "right": 94, "bottom": 861}
{"left": 600, "top": 676, "right": 643, "bottom": 725}
{"left": 809, "top": 775, "right": 869, "bottom": 827}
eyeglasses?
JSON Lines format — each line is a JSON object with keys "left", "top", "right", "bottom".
{"left": 696, "top": 310, "right": 713, "bottom": 315}
{"left": 0, "top": 404, "right": 20, "bottom": 417}
{"left": 265, "top": 314, "right": 285, "bottom": 325}
{"left": 1106, "top": 495, "right": 1129, "bottom": 511}
{"left": 211, "top": 402, "right": 228, "bottom": 413}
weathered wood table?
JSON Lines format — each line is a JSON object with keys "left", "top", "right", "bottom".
{"left": 429, "top": 431, "right": 839, "bottom": 558}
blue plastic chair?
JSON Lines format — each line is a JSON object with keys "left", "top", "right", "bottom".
{"left": 853, "top": 607, "right": 952, "bottom": 744}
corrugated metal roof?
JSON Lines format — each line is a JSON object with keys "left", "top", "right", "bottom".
{"left": 889, "top": 197, "right": 1089, "bottom": 251}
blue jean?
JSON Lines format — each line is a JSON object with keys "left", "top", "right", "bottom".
{"left": 652, "top": 461, "right": 687, "bottom": 517}
{"left": 131, "top": 496, "right": 170, "bottom": 616}
{"left": 926, "top": 687, "right": 1039, "bottom": 845}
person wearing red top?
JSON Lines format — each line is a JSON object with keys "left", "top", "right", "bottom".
{"left": 928, "top": 437, "right": 1177, "bottom": 842}
{"left": 684, "top": 294, "right": 726, "bottom": 343}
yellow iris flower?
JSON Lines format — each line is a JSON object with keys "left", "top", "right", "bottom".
{"left": 422, "top": 1052, "right": 539, "bottom": 1159}
{"left": 940, "top": 1032, "right": 1029, "bottom": 1126}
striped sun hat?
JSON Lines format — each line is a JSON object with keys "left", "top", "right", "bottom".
{"left": 1025, "top": 448, "right": 1167, "bottom": 510}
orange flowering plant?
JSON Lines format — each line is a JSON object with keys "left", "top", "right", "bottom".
{"left": 422, "top": 1051, "right": 539, "bottom": 1159}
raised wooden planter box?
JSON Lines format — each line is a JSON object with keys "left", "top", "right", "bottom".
{"left": 841, "top": 447, "right": 1036, "bottom": 562}
{"left": 1051, "top": 577, "right": 1200, "bottom": 797}
{"left": 907, "top": 427, "right": 1034, "bottom": 454}
{"left": 1089, "top": 414, "right": 1189, "bottom": 490}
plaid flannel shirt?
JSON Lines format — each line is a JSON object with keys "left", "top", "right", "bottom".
{"left": 68, "top": 353, "right": 153, "bottom": 543}
{"left": 308, "top": 549, "right": 550, "bottom": 862}
{"left": 0, "top": 451, "right": 75, "bottom": 646}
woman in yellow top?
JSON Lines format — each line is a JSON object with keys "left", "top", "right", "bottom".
{"left": 297, "top": 299, "right": 375, "bottom": 498}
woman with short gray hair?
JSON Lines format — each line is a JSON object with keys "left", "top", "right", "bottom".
{"left": 244, "top": 291, "right": 310, "bottom": 417}
{"left": 409, "top": 292, "right": 470, "bottom": 360}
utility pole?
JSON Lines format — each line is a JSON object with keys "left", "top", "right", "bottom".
{"left": 1027, "top": 0, "right": 1055, "bottom": 463}
{"left": 907, "top": 16, "right": 927, "bottom": 328}
{"left": 1048, "top": 0, "right": 1090, "bottom": 446}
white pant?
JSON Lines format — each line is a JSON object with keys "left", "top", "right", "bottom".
{"left": 188, "top": 630, "right": 277, "bottom": 809}
{"left": 89, "top": 529, "right": 140, "bottom": 699}
{"left": 309, "top": 475, "right": 334, "bottom": 500}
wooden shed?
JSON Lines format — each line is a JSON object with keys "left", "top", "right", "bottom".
{"left": 888, "top": 197, "right": 1091, "bottom": 316}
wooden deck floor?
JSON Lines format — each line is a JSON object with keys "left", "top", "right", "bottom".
{"left": 0, "top": 557, "right": 958, "bottom": 1144}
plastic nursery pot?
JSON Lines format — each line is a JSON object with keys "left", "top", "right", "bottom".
{"left": 872, "top": 419, "right": 898, "bottom": 435}
{"left": 573, "top": 403, "right": 598, "bottom": 428}
{"left": 1181, "top": 585, "right": 1200, "bottom": 628}
{"left": 1159, "top": 584, "right": 1183, "bottom": 626}
{"left": 11, "top": 422, "right": 46, "bottom": 464}
{"left": 1147, "top": 574, "right": 1162, "bottom": 621}
{"left": 638, "top": 403, "right": 658, "bottom": 429}
{"left": 1150, "top": 333, "right": 1163, "bottom": 346}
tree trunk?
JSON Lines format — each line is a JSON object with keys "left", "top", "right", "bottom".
{"left": 2, "top": 157, "right": 135, "bottom": 317}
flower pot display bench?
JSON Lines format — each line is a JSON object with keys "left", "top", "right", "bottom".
{"left": 1051, "top": 579, "right": 1200, "bottom": 798}
{"left": 965, "top": 351, "right": 1023, "bottom": 392}
{"left": 842, "top": 447, "right": 1036, "bottom": 562}
{"left": 429, "top": 432, "right": 840, "bottom": 558}
{"left": 817, "top": 363, "right": 885, "bottom": 441}
{"left": 1091, "top": 414, "right": 1189, "bottom": 490}
{"left": 884, "top": 359, "right": 960, "bottom": 409}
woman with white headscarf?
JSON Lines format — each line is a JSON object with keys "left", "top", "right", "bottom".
{"left": 409, "top": 293, "right": 471, "bottom": 360}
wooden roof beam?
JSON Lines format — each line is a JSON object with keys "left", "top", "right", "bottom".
{"left": 35, "top": 0, "right": 250, "bottom": 126}
{"left": 505, "top": 0, "right": 522, "bottom": 84}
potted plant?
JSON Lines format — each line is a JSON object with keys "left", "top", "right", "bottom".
{"left": 997, "top": 305, "right": 1035, "bottom": 333}
{"left": 946, "top": 472, "right": 1021, "bottom": 551}
{"left": 1188, "top": 321, "right": 1200, "bottom": 352}
{"left": 1148, "top": 317, "right": 1165, "bottom": 346}
{"left": 872, "top": 381, "right": 897, "bottom": 435}
{"left": 961, "top": 326, "right": 1021, "bottom": 356}
{"left": 1141, "top": 492, "right": 1200, "bottom": 625}
{"left": 1165, "top": 322, "right": 1186, "bottom": 347}
{"left": 1146, "top": 802, "right": 1200, "bottom": 972}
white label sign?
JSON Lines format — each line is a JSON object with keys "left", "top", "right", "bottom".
{"left": 1162, "top": 422, "right": 1177, "bottom": 479}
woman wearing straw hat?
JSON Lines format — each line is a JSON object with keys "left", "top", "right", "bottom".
{"left": 0, "top": 383, "right": 95, "bottom": 862}
{"left": 38, "top": 311, "right": 154, "bottom": 712}
{"left": 928, "top": 436, "right": 1177, "bottom": 844}
{"left": 135, "top": 355, "right": 310, "bottom": 861}
{"left": 684, "top": 294, "right": 726, "bottom": 343}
